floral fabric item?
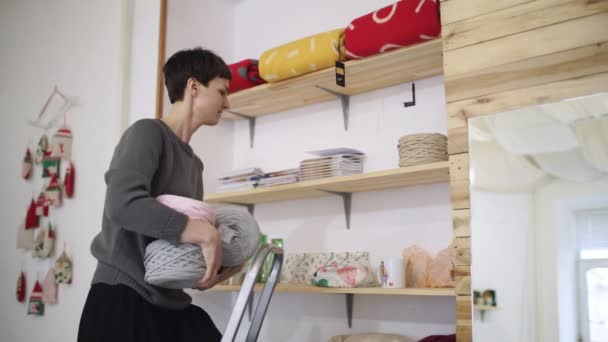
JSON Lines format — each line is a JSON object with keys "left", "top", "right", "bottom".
{"left": 281, "top": 251, "right": 372, "bottom": 284}
{"left": 311, "top": 262, "right": 376, "bottom": 288}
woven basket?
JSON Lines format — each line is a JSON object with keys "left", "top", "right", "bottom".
{"left": 398, "top": 133, "right": 447, "bottom": 167}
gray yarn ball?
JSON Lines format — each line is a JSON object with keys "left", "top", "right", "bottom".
{"left": 144, "top": 207, "right": 261, "bottom": 289}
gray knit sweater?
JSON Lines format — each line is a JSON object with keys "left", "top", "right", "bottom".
{"left": 90, "top": 119, "right": 204, "bottom": 309}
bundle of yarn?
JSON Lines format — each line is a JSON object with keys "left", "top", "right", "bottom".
{"left": 398, "top": 133, "right": 447, "bottom": 167}
{"left": 144, "top": 195, "right": 260, "bottom": 289}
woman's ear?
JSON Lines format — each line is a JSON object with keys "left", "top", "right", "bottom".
{"left": 186, "top": 77, "right": 198, "bottom": 97}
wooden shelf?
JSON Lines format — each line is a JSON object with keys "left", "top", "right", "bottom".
{"left": 474, "top": 305, "right": 500, "bottom": 311}
{"left": 205, "top": 161, "right": 450, "bottom": 205}
{"left": 223, "top": 39, "right": 443, "bottom": 120}
{"left": 209, "top": 283, "right": 455, "bottom": 296}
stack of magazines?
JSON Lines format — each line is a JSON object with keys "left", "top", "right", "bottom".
{"left": 257, "top": 168, "right": 299, "bottom": 188}
{"left": 217, "top": 167, "right": 264, "bottom": 192}
{"left": 299, "top": 148, "right": 366, "bottom": 181}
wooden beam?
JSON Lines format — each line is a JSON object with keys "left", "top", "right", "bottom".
{"left": 455, "top": 276, "right": 471, "bottom": 296}
{"left": 453, "top": 237, "right": 471, "bottom": 266}
{"left": 444, "top": 12, "right": 608, "bottom": 77}
{"left": 456, "top": 295, "right": 472, "bottom": 320}
{"left": 443, "top": 1, "right": 608, "bottom": 51}
{"left": 456, "top": 319, "right": 473, "bottom": 342}
{"left": 445, "top": 41, "right": 608, "bottom": 103}
{"left": 454, "top": 265, "right": 471, "bottom": 278}
{"left": 447, "top": 71, "right": 608, "bottom": 119}
{"left": 453, "top": 209, "right": 471, "bottom": 238}
{"left": 440, "top": 0, "right": 532, "bottom": 25}
{"left": 449, "top": 154, "right": 470, "bottom": 209}
{"left": 155, "top": 0, "right": 168, "bottom": 119}
{"left": 448, "top": 125, "right": 469, "bottom": 154}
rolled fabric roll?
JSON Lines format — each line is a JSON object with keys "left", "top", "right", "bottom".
{"left": 344, "top": 0, "right": 441, "bottom": 60}
{"left": 228, "top": 59, "right": 266, "bottom": 93}
{"left": 259, "top": 28, "right": 345, "bottom": 83}
{"left": 144, "top": 196, "right": 261, "bottom": 289}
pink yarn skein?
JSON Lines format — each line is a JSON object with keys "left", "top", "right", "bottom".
{"left": 156, "top": 195, "right": 216, "bottom": 225}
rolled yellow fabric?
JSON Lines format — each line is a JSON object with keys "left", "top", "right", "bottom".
{"left": 259, "top": 28, "right": 345, "bottom": 83}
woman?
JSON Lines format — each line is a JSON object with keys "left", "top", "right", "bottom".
{"left": 78, "top": 48, "right": 240, "bottom": 342}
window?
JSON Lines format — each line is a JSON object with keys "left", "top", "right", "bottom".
{"left": 578, "top": 210, "right": 608, "bottom": 342}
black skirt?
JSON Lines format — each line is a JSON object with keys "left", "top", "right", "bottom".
{"left": 78, "top": 283, "right": 222, "bottom": 342}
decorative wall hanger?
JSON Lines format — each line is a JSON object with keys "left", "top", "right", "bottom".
{"left": 26, "top": 86, "right": 75, "bottom": 130}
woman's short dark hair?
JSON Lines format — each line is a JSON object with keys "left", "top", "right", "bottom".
{"left": 163, "top": 47, "right": 232, "bottom": 103}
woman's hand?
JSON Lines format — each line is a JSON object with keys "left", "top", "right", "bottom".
{"left": 180, "top": 218, "right": 223, "bottom": 289}
{"left": 195, "top": 265, "right": 244, "bottom": 290}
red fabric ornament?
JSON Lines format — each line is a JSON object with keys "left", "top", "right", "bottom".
{"left": 51, "top": 127, "right": 73, "bottom": 160}
{"left": 25, "top": 198, "right": 39, "bottom": 229}
{"left": 344, "top": 0, "right": 441, "bottom": 60}
{"left": 45, "top": 174, "right": 62, "bottom": 207}
{"left": 22, "top": 148, "right": 33, "bottom": 180}
{"left": 35, "top": 192, "right": 50, "bottom": 217}
{"left": 64, "top": 161, "right": 75, "bottom": 198}
{"left": 16, "top": 271, "right": 26, "bottom": 303}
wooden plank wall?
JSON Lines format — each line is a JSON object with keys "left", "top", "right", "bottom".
{"left": 439, "top": 0, "right": 608, "bottom": 340}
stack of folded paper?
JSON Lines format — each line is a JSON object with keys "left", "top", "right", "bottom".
{"left": 257, "top": 168, "right": 299, "bottom": 188}
{"left": 299, "top": 148, "right": 366, "bottom": 181}
{"left": 217, "top": 167, "right": 264, "bottom": 192}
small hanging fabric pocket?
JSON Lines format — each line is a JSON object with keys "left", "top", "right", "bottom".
{"left": 16, "top": 271, "right": 26, "bottom": 303}
{"left": 42, "top": 268, "right": 58, "bottom": 304}
{"left": 35, "top": 192, "right": 50, "bottom": 217}
{"left": 16, "top": 223, "right": 35, "bottom": 250}
{"left": 22, "top": 148, "right": 33, "bottom": 180}
{"left": 51, "top": 127, "right": 73, "bottom": 160}
{"left": 33, "top": 221, "right": 56, "bottom": 258}
{"left": 25, "top": 198, "right": 39, "bottom": 229}
{"left": 28, "top": 280, "right": 45, "bottom": 316}
{"left": 35, "top": 134, "right": 48, "bottom": 165}
{"left": 54, "top": 249, "right": 73, "bottom": 284}
{"left": 45, "top": 174, "right": 62, "bottom": 207}
{"left": 64, "top": 161, "right": 75, "bottom": 198}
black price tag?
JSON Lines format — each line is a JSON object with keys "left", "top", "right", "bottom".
{"left": 335, "top": 61, "right": 345, "bottom": 87}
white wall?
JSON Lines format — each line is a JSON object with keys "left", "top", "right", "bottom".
{"left": 165, "top": 0, "right": 236, "bottom": 192}
{"left": 470, "top": 190, "right": 537, "bottom": 342}
{"left": 127, "top": 0, "right": 161, "bottom": 125}
{"left": 173, "top": 1, "right": 456, "bottom": 341}
{"left": 535, "top": 176, "right": 608, "bottom": 342}
{"left": 0, "top": 0, "right": 130, "bottom": 341}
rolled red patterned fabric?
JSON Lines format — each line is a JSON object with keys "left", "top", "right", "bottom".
{"left": 344, "top": 0, "right": 441, "bottom": 60}
{"left": 228, "top": 59, "right": 266, "bottom": 93}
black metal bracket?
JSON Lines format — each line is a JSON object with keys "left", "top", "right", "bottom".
{"left": 316, "top": 86, "right": 351, "bottom": 131}
{"left": 227, "top": 111, "right": 256, "bottom": 148}
{"left": 345, "top": 293, "right": 354, "bottom": 328}
{"left": 403, "top": 83, "right": 416, "bottom": 108}
{"left": 318, "top": 190, "right": 352, "bottom": 229}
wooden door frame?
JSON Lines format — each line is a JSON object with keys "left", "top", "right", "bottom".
{"left": 155, "top": 0, "right": 167, "bottom": 119}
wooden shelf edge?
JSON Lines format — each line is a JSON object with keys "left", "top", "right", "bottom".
{"left": 205, "top": 161, "right": 450, "bottom": 204}
{"left": 208, "top": 284, "right": 455, "bottom": 296}
{"left": 223, "top": 39, "right": 443, "bottom": 119}
{"left": 474, "top": 305, "right": 500, "bottom": 311}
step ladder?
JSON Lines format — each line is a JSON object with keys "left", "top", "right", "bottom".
{"left": 221, "top": 243, "right": 284, "bottom": 342}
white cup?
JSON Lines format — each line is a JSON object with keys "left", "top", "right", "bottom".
{"left": 378, "top": 257, "right": 405, "bottom": 288}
